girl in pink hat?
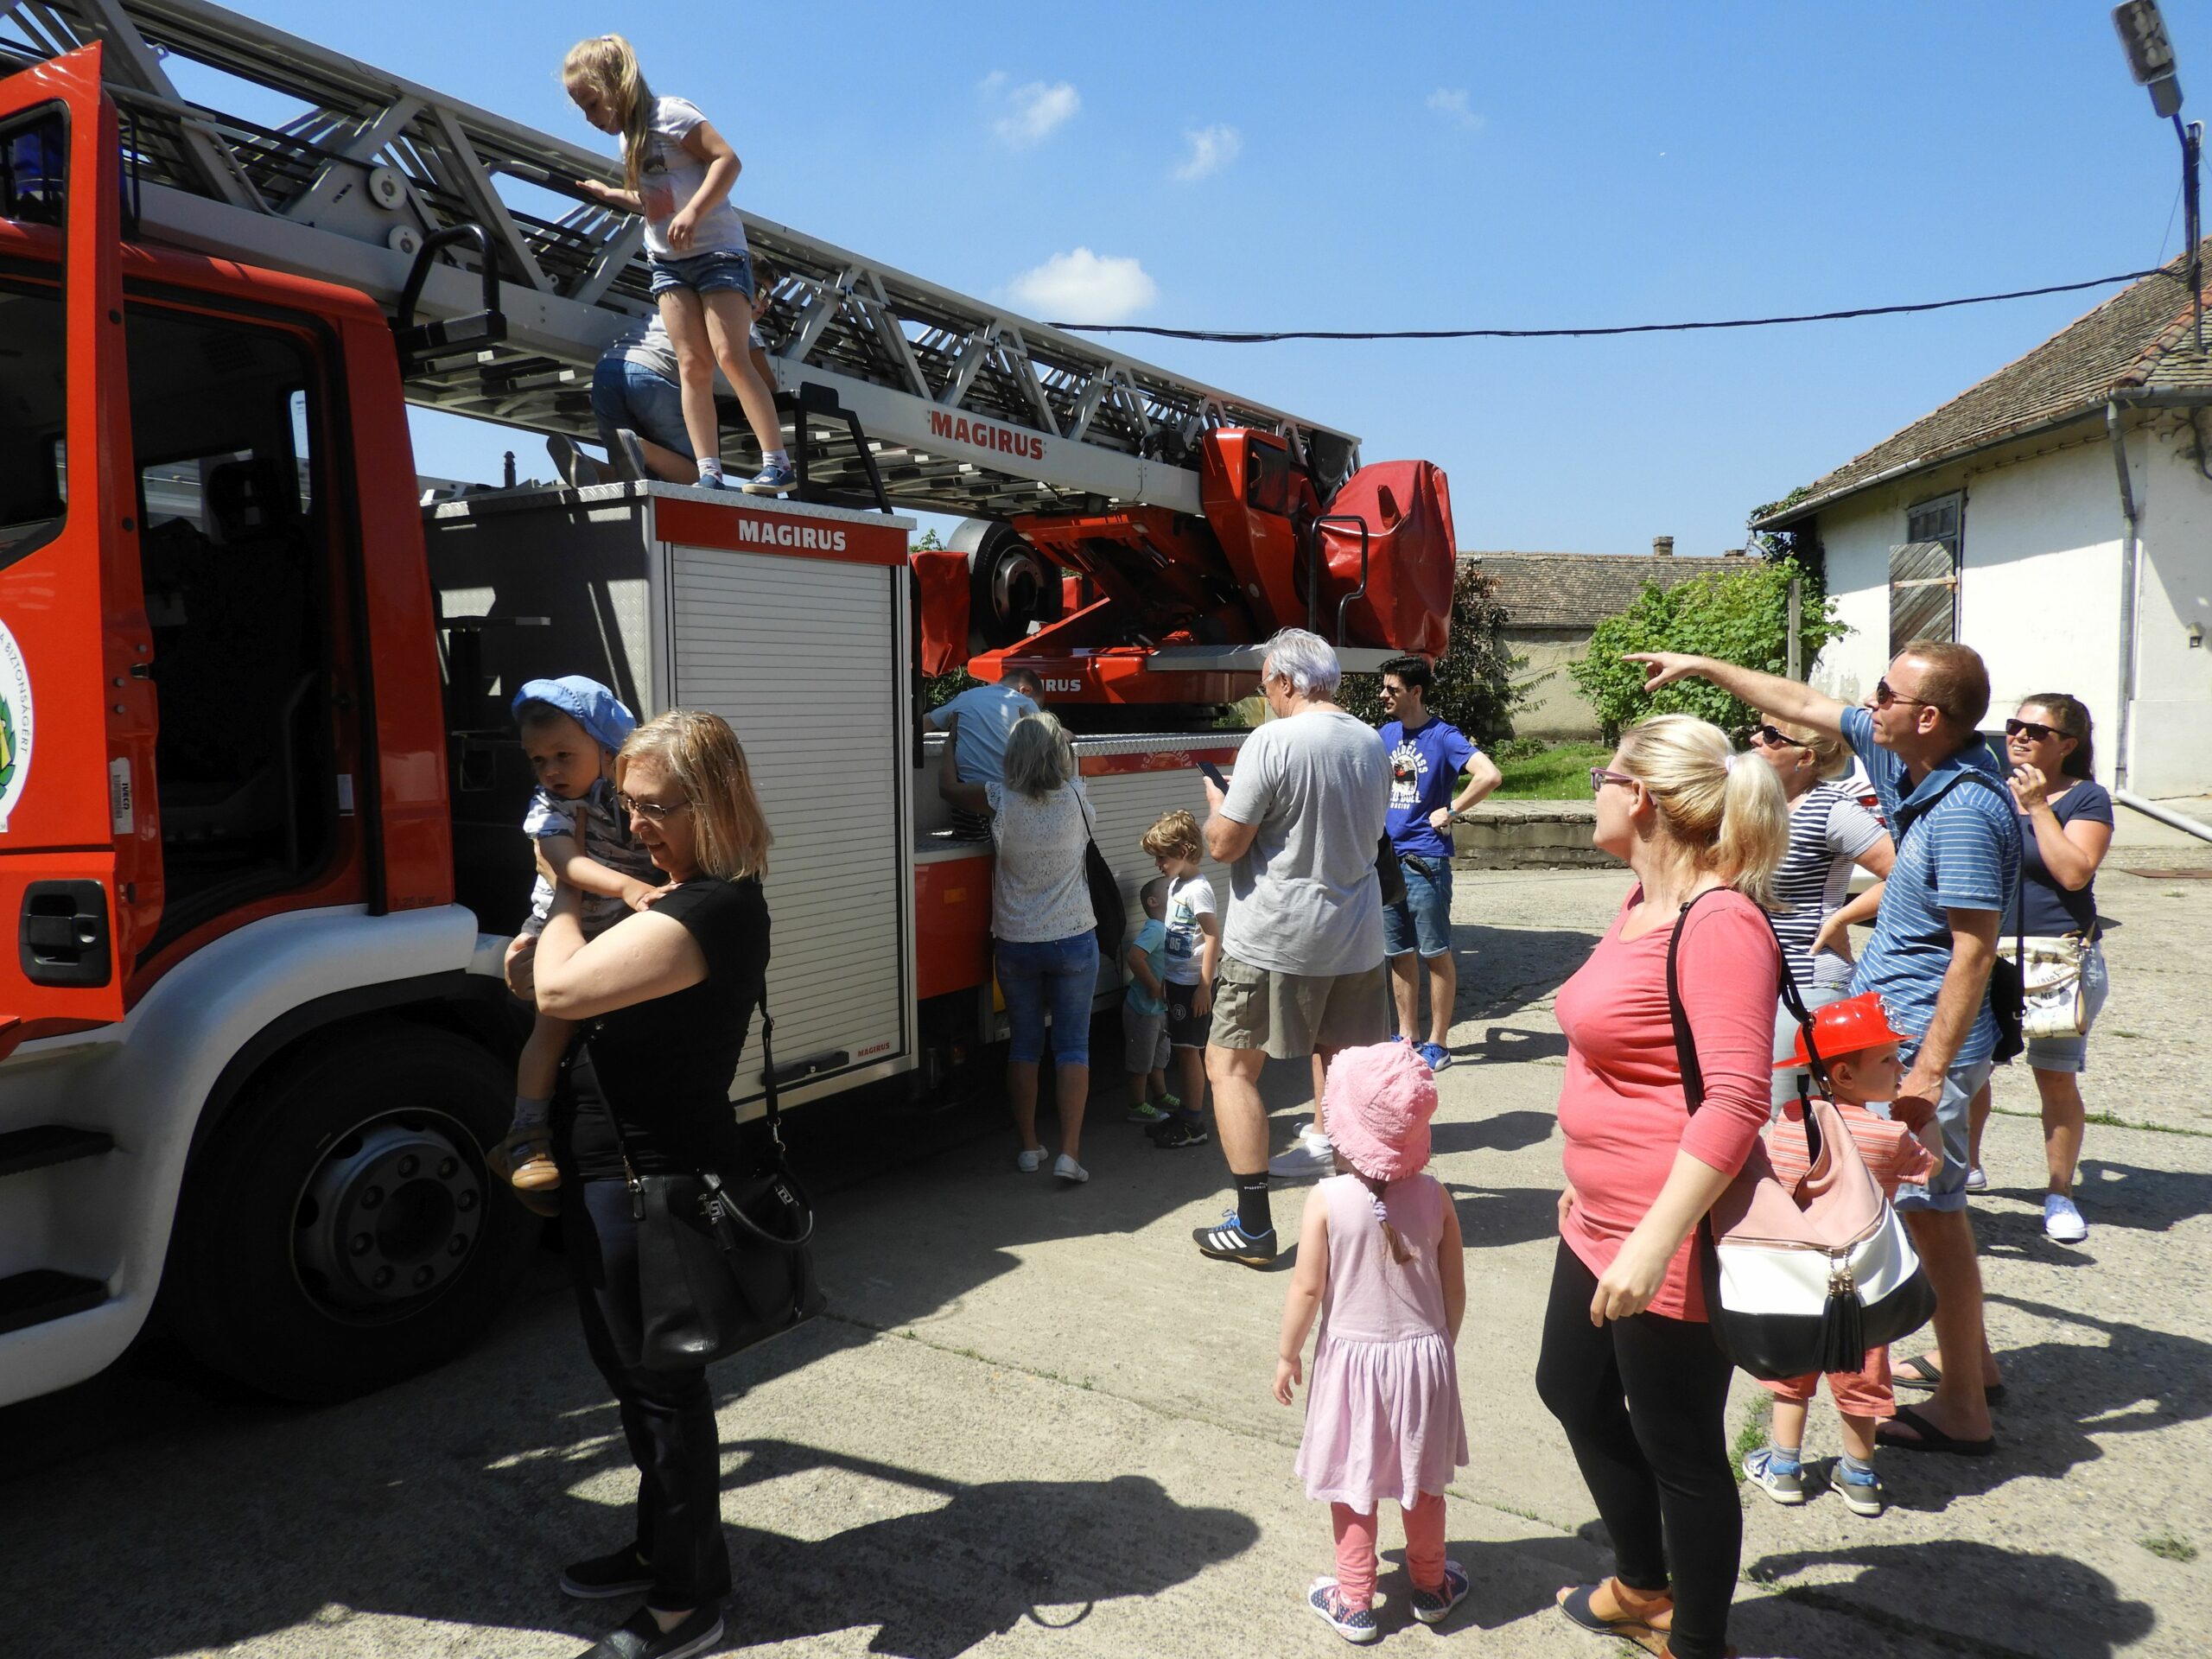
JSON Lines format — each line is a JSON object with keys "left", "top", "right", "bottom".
{"left": 1274, "top": 1041, "right": 1469, "bottom": 1642}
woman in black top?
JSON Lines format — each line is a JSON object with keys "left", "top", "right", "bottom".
{"left": 527, "top": 709, "right": 771, "bottom": 1659}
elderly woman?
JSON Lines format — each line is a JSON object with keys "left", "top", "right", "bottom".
{"left": 939, "top": 709, "right": 1097, "bottom": 1185}
{"left": 1540, "top": 715, "right": 1789, "bottom": 1659}
{"left": 525, "top": 709, "right": 772, "bottom": 1659}
{"left": 1746, "top": 712, "right": 1896, "bottom": 1103}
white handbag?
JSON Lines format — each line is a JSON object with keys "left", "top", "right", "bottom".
{"left": 1995, "top": 934, "right": 2094, "bottom": 1040}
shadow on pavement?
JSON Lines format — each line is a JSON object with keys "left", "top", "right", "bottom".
{"left": 1432, "top": 1109, "right": 1555, "bottom": 1157}
{"left": 1446, "top": 1183, "right": 1562, "bottom": 1249}
{"left": 1450, "top": 925, "right": 1605, "bottom": 1023}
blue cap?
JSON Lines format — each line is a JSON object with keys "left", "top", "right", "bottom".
{"left": 512, "top": 676, "right": 639, "bottom": 754}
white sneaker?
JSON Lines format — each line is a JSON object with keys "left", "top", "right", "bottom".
{"left": 2044, "top": 1192, "right": 2088, "bottom": 1243}
{"left": 1052, "top": 1154, "right": 1089, "bottom": 1185}
{"left": 1963, "top": 1165, "right": 1988, "bottom": 1193}
{"left": 1016, "top": 1147, "right": 1047, "bottom": 1173}
{"left": 1268, "top": 1128, "right": 1335, "bottom": 1182}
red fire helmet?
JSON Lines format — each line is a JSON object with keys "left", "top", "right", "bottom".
{"left": 1776, "top": 991, "right": 1909, "bottom": 1070}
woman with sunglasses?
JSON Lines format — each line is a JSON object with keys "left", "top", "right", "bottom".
{"left": 1962, "top": 695, "right": 2112, "bottom": 1243}
{"left": 1746, "top": 715, "right": 1896, "bottom": 1104}
{"left": 1541, "top": 715, "right": 1789, "bottom": 1659}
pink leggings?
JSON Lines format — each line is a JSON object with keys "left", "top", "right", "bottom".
{"left": 1331, "top": 1491, "right": 1447, "bottom": 1610}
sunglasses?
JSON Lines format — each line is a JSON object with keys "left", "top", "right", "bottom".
{"left": 614, "top": 791, "right": 692, "bottom": 823}
{"left": 1871, "top": 678, "right": 1934, "bottom": 709}
{"left": 1590, "top": 766, "right": 1638, "bottom": 793}
{"left": 1745, "top": 722, "right": 1808, "bottom": 751}
{"left": 2004, "top": 717, "right": 2068, "bottom": 742}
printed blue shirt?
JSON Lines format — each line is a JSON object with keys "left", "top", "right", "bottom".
{"left": 1840, "top": 706, "right": 2019, "bottom": 1068}
{"left": 1126, "top": 917, "right": 1168, "bottom": 1016}
{"left": 1379, "top": 716, "right": 1477, "bottom": 860}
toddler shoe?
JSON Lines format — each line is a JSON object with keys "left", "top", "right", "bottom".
{"left": 1741, "top": 1446, "right": 1805, "bottom": 1505}
{"left": 1410, "top": 1559, "right": 1469, "bottom": 1625}
{"left": 1125, "top": 1099, "right": 1169, "bottom": 1125}
{"left": 1834, "top": 1463, "right": 1885, "bottom": 1517}
{"left": 1305, "top": 1579, "right": 1379, "bottom": 1644}
{"left": 508, "top": 1135, "right": 561, "bottom": 1192}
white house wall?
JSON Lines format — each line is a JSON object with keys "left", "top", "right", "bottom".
{"left": 2130, "top": 420, "right": 2212, "bottom": 796}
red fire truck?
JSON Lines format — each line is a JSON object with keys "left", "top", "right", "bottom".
{"left": 0, "top": 16, "right": 1453, "bottom": 1407}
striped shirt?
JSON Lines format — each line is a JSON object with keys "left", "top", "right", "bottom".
{"left": 1767, "top": 785, "right": 1887, "bottom": 993}
{"left": 1767, "top": 1097, "right": 1936, "bottom": 1198}
{"left": 1841, "top": 708, "right": 2020, "bottom": 1067}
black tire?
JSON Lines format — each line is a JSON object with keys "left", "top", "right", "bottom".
{"left": 170, "top": 1020, "right": 538, "bottom": 1402}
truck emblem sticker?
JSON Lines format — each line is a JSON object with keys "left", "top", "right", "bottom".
{"left": 0, "top": 618, "right": 30, "bottom": 834}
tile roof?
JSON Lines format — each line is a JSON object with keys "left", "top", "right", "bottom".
{"left": 1758, "top": 241, "right": 2212, "bottom": 528}
{"left": 1464, "top": 551, "right": 1749, "bottom": 629}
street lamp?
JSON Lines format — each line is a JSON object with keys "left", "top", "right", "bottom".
{"left": 2114, "top": 1, "right": 2202, "bottom": 348}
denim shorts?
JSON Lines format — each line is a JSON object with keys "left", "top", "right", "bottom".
{"left": 1382, "top": 854, "right": 1453, "bottom": 958}
{"left": 647, "top": 247, "right": 756, "bottom": 300}
{"left": 2009, "top": 940, "right": 2111, "bottom": 1075}
{"left": 591, "top": 356, "right": 693, "bottom": 462}
{"left": 996, "top": 932, "right": 1100, "bottom": 1065}
{"left": 1892, "top": 1050, "right": 1993, "bottom": 1215}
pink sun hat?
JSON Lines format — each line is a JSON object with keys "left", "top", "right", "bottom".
{"left": 1324, "top": 1042, "right": 1439, "bottom": 1182}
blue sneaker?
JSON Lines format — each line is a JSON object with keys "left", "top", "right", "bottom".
{"left": 1416, "top": 1042, "right": 1452, "bottom": 1072}
{"left": 1193, "top": 1210, "right": 1276, "bottom": 1265}
{"left": 741, "top": 461, "right": 798, "bottom": 495}
{"left": 1306, "top": 1579, "right": 1379, "bottom": 1644}
{"left": 1834, "top": 1462, "right": 1885, "bottom": 1517}
{"left": 1409, "top": 1559, "right": 1469, "bottom": 1625}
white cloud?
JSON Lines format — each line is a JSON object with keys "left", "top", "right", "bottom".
{"left": 985, "top": 77, "right": 1081, "bottom": 148}
{"left": 1173, "top": 124, "right": 1243, "bottom": 182}
{"left": 1427, "top": 87, "right": 1484, "bottom": 131}
{"left": 1006, "top": 248, "right": 1159, "bottom": 322}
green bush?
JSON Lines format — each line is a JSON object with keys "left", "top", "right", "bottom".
{"left": 1338, "top": 561, "right": 1522, "bottom": 740}
{"left": 1567, "top": 556, "right": 1845, "bottom": 742}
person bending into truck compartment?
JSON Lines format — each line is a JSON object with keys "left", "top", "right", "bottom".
{"left": 1122, "top": 877, "right": 1177, "bottom": 1126}
{"left": 928, "top": 669, "right": 1045, "bottom": 838}
{"left": 503, "top": 677, "right": 665, "bottom": 1192}
{"left": 564, "top": 35, "right": 795, "bottom": 495}
{"left": 1141, "top": 808, "right": 1219, "bottom": 1150}
{"left": 938, "top": 709, "right": 1097, "bottom": 1185}
{"left": 525, "top": 709, "right": 772, "bottom": 1659}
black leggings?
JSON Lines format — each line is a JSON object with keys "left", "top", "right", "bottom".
{"left": 1534, "top": 1242, "right": 1738, "bottom": 1659}
{"left": 563, "top": 1179, "right": 732, "bottom": 1610}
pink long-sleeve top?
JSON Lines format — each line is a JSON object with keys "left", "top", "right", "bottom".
{"left": 1552, "top": 886, "right": 1781, "bottom": 1322}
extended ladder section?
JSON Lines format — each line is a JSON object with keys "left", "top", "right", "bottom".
{"left": 0, "top": 0, "right": 1361, "bottom": 516}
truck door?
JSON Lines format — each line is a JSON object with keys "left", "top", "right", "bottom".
{"left": 0, "top": 46, "right": 160, "bottom": 1042}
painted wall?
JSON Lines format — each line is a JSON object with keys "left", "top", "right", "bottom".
{"left": 1804, "top": 412, "right": 2210, "bottom": 797}
{"left": 1504, "top": 627, "right": 1603, "bottom": 741}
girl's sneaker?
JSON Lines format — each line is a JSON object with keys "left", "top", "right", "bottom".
{"left": 1305, "top": 1579, "right": 1379, "bottom": 1644}
{"left": 1125, "top": 1099, "right": 1169, "bottom": 1125}
{"left": 742, "top": 461, "right": 798, "bottom": 494}
{"left": 1409, "top": 1559, "right": 1470, "bottom": 1625}
{"left": 1834, "top": 1464, "right": 1885, "bottom": 1517}
{"left": 1742, "top": 1447, "right": 1805, "bottom": 1505}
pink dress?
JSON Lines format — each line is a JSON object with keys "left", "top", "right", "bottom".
{"left": 1294, "top": 1173, "right": 1468, "bottom": 1510}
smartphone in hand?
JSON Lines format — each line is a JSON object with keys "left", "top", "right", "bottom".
{"left": 1198, "top": 760, "right": 1227, "bottom": 790}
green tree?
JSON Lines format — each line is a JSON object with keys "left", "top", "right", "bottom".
{"left": 1333, "top": 562, "right": 1522, "bottom": 739}
{"left": 1567, "top": 556, "right": 1845, "bottom": 742}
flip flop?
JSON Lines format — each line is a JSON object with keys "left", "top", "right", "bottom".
{"left": 1877, "top": 1402, "right": 1997, "bottom": 1457}
{"left": 1892, "top": 1353, "right": 2008, "bottom": 1404}
{"left": 1556, "top": 1581, "right": 1671, "bottom": 1654}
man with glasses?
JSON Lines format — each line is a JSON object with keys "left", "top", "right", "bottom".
{"left": 1371, "top": 655, "right": 1502, "bottom": 1073}
{"left": 1624, "top": 640, "right": 2017, "bottom": 1459}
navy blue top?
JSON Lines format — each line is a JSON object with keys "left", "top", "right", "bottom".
{"left": 1379, "top": 715, "right": 1477, "bottom": 860}
{"left": 2013, "top": 779, "right": 2112, "bottom": 937}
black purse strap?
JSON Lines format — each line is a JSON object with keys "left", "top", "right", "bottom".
{"left": 1663, "top": 886, "right": 1829, "bottom": 1116}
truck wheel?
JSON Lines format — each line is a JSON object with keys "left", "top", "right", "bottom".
{"left": 171, "top": 1020, "right": 538, "bottom": 1402}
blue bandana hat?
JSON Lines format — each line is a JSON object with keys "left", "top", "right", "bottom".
{"left": 511, "top": 676, "right": 639, "bottom": 755}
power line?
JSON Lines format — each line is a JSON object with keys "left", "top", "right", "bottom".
{"left": 1049, "top": 270, "right": 2175, "bottom": 343}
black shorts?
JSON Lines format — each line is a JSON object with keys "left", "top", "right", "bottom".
{"left": 1165, "top": 982, "right": 1212, "bottom": 1050}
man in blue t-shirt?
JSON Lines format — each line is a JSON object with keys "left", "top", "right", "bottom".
{"left": 1624, "top": 639, "right": 2017, "bottom": 1461}
{"left": 1375, "top": 655, "right": 1502, "bottom": 1072}
{"left": 926, "top": 669, "right": 1045, "bottom": 837}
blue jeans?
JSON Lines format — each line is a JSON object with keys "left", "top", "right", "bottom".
{"left": 1892, "top": 1050, "right": 1993, "bottom": 1214}
{"left": 647, "top": 248, "right": 755, "bottom": 299}
{"left": 591, "top": 356, "right": 693, "bottom": 462}
{"left": 997, "top": 932, "right": 1099, "bottom": 1065}
{"left": 1382, "top": 855, "right": 1453, "bottom": 958}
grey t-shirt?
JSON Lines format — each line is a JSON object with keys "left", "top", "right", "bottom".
{"left": 610, "top": 315, "right": 678, "bottom": 383}
{"left": 1218, "top": 707, "right": 1389, "bottom": 977}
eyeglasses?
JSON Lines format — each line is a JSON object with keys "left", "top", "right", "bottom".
{"left": 614, "top": 791, "right": 692, "bottom": 823}
{"left": 1745, "top": 722, "right": 1808, "bottom": 751}
{"left": 2004, "top": 717, "right": 2068, "bottom": 741}
{"left": 1872, "top": 678, "right": 1935, "bottom": 710}
{"left": 1590, "top": 766, "right": 1638, "bottom": 793}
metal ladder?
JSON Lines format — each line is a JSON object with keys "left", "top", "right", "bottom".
{"left": 1, "top": 0, "right": 1362, "bottom": 517}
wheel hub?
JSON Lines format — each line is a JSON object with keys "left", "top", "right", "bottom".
{"left": 295, "top": 1117, "right": 486, "bottom": 1313}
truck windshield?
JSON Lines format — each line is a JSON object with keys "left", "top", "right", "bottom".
{"left": 0, "top": 280, "right": 66, "bottom": 574}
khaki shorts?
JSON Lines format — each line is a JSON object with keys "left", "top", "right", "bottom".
{"left": 1209, "top": 953, "right": 1391, "bottom": 1060}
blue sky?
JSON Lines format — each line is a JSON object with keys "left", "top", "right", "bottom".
{"left": 204, "top": 2, "right": 2209, "bottom": 555}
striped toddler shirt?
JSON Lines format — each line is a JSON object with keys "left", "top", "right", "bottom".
{"left": 1767, "top": 1096, "right": 1936, "bottom": 1198}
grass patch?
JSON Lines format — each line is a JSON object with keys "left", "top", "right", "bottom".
{"left": 1732, "top": 1395, "right": 1774, "bottom": 1482}
{"left": 2141, "top": 1532, "right": 2199, "bottom": 1563}
{"left": 1494, "top": 741, "right": 1610, "bottom": 801}
{"left": 1993, "top": 1105, "right": 2212, "bottom": 1139}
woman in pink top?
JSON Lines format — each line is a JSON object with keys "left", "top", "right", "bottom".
{"left": 1537, "top": 715, "right": 1788, "bottom": 1659}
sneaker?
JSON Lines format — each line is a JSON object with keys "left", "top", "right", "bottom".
{"left": 1052, "top": 1154, "right": 1089, "bottom": 1185}
{"left": 1194, "top": 1210, "right": 1277, "bottom": 1265}
{"left": 1964, "top": 1165, "right": 1988, "bottom": 1193}
{"left": 1016, "top": 1147, "right": 1048, "bottom": 1173}
{"left": 1149, "top": 1115, "right": 1210, "bottom": 1149}
{"left": 1742, "top": 1446, "right": 1805, "bottom": 1505}
{"left": 546, "top": 433, "right": 601, "bottom": 488}
{"left": 692, "top": 469, "right": 734, "bottom": 491}
{"left": 1157, "top": 1092, "right": 1182, "bottom": 1111}
{"left": 2044, "top": 1192, "right": 2088, "bottom": 1243}
{"left": 741, "top": 461, "right": 798, "bottom": 495}
{"left": 573, "top": 1604, "right": 725, "bottom": 1659}
{"left": 1834, "top": 1465, "right": 1885, "bottom": 1517}
{"left": 1409, "top": 1559, "right": 1470, "bottom": 1625}
{"left": 558, "top": 1545, "right": 654, "bottom": 1599}
{"left": 1416, "top": 1041, "right": 1452, "bottom": 1072}
{"left": 1126, "top": 1100, "right": 1170, "bottom": 1125}
{"left": 1268, "top": 1128, "right": 1335, "bottom": 1182}
{"left": 612, "top": 428, "right": 652, "bottom": 482}
{"left": 1305, "top": 1578, "right": 1379, "bottom": 1644}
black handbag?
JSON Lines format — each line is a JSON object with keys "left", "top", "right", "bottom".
{"left": 1376, "top": 836, "right": 1408, "bottom": 906}
{"left": 598, "top": 1000, "right": 826, "bottom": 1371}
{"left": 1073, "top": 787, "right": 1128, "bottom": 956}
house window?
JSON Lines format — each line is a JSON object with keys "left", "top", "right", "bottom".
{"left": 1890, "top": 492, "right": 1961, "bottom": 655}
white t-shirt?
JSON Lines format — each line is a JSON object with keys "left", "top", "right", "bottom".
{"left": 984, "top": 780, "right": 1096, "bottom": 944}
{"left": 1161, "top": 874, "right": 1217, "bottom": 985}
{"left": 638, "top": 96, "right": 748, "bottom": 261}
{"left": 1218, "top": 707, "right": 1389, "bottom": 978}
